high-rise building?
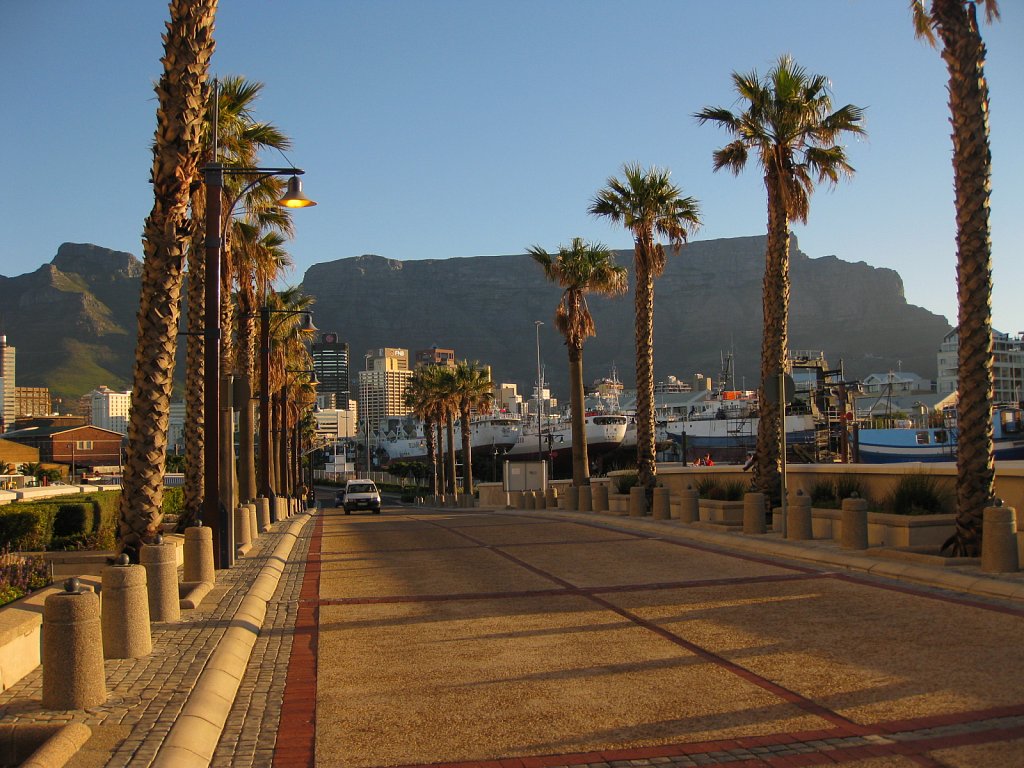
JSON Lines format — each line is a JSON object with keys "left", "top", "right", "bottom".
{"left": 89, "top": 386, "right": 132, "bottom": 435}
{"left": 15, "top": 387, "right": 52, "bottom": 418}
{"left": 359, "top": 347, "right": 413, "bottom": 432}
{"left": 0, "top": 337, "right": 14, "bottom": 434}
{"left": 937, "top": 328, "right": 1024, "bottom": 403}
{"left": 312, "top": 333, "right": 350, "bottom": 410}
{"left": 415, "top": 346, "right": 455, "bottom": 368}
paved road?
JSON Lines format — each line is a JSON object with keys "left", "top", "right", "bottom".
{"left": 277, "top": 504, "right": 1024, "bottom": 768}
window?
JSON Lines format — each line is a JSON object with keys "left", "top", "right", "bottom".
{"left": 75, "top": 440, "right": 93, "bottom": 450}
{"left": 915, "top": 432, "right": 930, "bottom": 445}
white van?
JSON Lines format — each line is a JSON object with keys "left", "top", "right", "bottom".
{"left": 343, "top": 480, "right": 381, "bottom": 514}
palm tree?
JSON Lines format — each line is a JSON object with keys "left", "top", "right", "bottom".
{"left": 452, "top": 360, "right": 495, "bottom": 496}
{"left": 529, "top": 238, "right": 627, "bottom": 486}
{"left": 589, "top": 164, "right": 701, "bottom": 494}
{"left": 911, "top": 0, "right": 999, "bottom": 556}
{"left": 119, "top": 0, "right": 217, "bottom": 559}
{"left": 695, "top": 56, "right": 865, "bottom": 504}
{"left": 404, "top": 366, "right": 441, "bottom": 495}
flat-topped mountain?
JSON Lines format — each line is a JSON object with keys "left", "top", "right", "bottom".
{"left": 0, "top": 236, "right": 951, "bottom": 402}
{"left": 300, "top": 234, "right": 952, "bottom": 396}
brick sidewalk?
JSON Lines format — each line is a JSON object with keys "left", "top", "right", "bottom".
{"left": 0, "top": 513, "right": 316, "bottom": 767}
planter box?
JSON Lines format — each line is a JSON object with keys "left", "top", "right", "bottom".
{"left": 608, "top": 493, "right": 629, "bottom": 515}
{"left": 699, "top": 499, "right": 744, "bottom": 525}
{"left": 776, "top": 508, "right": 956, "bottom": 548}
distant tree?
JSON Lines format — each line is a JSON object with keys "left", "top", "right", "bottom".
{"left": 529, "top": 238, "right": 627, "bottom": 486}
{"left": 453, "top": 360, "right": 494, "bottom": 495}
{"left": 911, "top": 0, "right": 1000, "bottom": 556}
{"left": 590, "top": 165, "right": 701, "bottom": 494}
{"left": 695, "top": 55, "right": 864, "bottom": 504}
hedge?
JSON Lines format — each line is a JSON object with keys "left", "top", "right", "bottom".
{"left": 0, "top": 490, "right": 124, "bottom": 551}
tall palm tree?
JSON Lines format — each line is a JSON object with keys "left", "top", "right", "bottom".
{"left": 695, "top": 56, "right": 865, "bottom": 504}
{"left": 453, "top": 360, "right": 495, "bottom": 496}
{"left": 528, "top": 238, "right": 627, "bottom": 486}
{"left": 911, "top": 0, "right": 999, "bottom": 556}
{"left": 589, "top": 164, "right": 701, "bottom": 493}
{"left": 404, "top": 366, "right": 441, "bottom": 495}
{"left": 119, "top": 0, "right": 217, "bottom": 558}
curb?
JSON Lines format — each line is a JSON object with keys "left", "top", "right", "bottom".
{"left": 478, "top": 506, "right": 1024, "bottom": 604}
{"left": 151, "top": 512, "right": 313, "bottom": 768}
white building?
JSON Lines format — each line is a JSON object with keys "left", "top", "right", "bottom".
{"left": 0, "top": 337, "right": 15, "bottom": 434}
{"left": 89, "top": 386, "right": 132, "bottom": 435}
{"left": 937, "top": 328, "right": 1024, "bottom": 403}
{"left": 168, "top": 401, "right": 185, "bottom": 454}
{"left": 861, "top": 371, "right": 932, "bottom": 395}
{"left": 359, "top": 348, "right": 413, "bottom": 432}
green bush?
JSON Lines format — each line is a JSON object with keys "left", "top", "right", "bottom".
{"left": 615, "top": 472, "right": 639, "bottom": 494}
{"left": 54, "top": 503, "right": 91, "bottom": 537}
{"left": 161, "top": 487, "right": 184, "bottom": 518}
{"left": 886, "top": 473, "right": 952, "bottom": 516}
{"left": 0, "top": 511, "right": 48, "bottom": 550}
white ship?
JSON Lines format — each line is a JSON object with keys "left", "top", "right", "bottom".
{"left": 505, "top": 413, "right": 628, "bottom": 462}
{"left": 379, "top": 414, "right": 521, "bottom": 463}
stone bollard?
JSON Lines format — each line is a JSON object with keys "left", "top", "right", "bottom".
{"left": 629, "top": 486, "right": 647, "bottom": 517}
{"left": 743, "top": 492, "right": 766, "bottom": 534}
{"left": 563, "top": 485, "right": 579, "bottom": 513}
{"left": 246, "top": 503, "right": 258, "bottom": 545}
{"left": 276, "top": 498, "right": 287, "bottom": 522}
{"left": 527, "top": 491, "right": 538, "bottom": 510}
{"left": 786, "top": 490, "right": 813, "bottom": 541}
{"left": 141, "top": 536, "right": 180, "bottom": 623}
{"left": 840, "top": 493, "right": 869, "bottom": 550}
{"left": 678, "top": 487, "right": 699, "bottom": 523}
{"left": 652, "top": 487, "right": 670, "bottom": 520}
{"left": 592, "top": 484, "right": 609, "bottom": 513}
{"left": 256, "top": 497, "right": 272, "bottom": 533}
{"left": 982, "top": 500, "right": 1019, "bottom": 573}
{"left": 235, "top": 505, "right": 252, "bottom": 555}
{"left": 101, "top": 555, "right": 152, "bottom": 659}
{"left": 184, "top": 526, "right": 215, "bottom": 585}
{"left": 545, "top": 487, "right": 558, "bottom": 509}
{"left": 578, "top": 485, "right": 593, "bottom": 513}
{"left": 42, "top": 579, "right": 107, "bottom": 710}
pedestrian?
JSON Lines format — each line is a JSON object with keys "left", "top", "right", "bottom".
{"left": 701, "top": 452, "right": 714, "bottom": 466}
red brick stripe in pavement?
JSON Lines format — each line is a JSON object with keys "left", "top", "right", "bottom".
{"left": 274, "top": 512, "right": 323, "bottom": 768}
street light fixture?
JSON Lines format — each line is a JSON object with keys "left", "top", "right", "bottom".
{"left": 201, "top": 82, "right": 316, "bottom": 569}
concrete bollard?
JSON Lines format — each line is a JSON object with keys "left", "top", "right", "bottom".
{"left": 276, "top": 498, "right": 288, "bottom": 522}
{"left": 629, "top": 486, "right": 647, "bottom": 517}
{"left": 786, "top": 490, "right": 813, "bottom": 541}
{"left": 246, "top": 503, "right": 258, "bottom": 545}
{"left": 578, "top": 485, "right": 593, "bottom": 513}
{"left": 101, "top": 556, "right": 152, "bottom": 659}
{"left": 527, "top": 491, "right": 539, "bottom": 510}
{"left": 592, "top": 484, "right": 609, "bottom": 513}
{"left": 841, "top": 494, "right": 869, "bottom": 550}
{"left": 652, "top": 487, "right": 670, "bottom": 520}
{"left": 234, "top": 505, "right": 252, "bottom": 555}
{"left": 563, "top": 485, "right": 579, "bottom": 513}
{"left": 256, "top": 497, "right": 272, "bottom": 533}
{"left": 141, "top": 537, "right": 180, "bottom": 623}
{"left": 184, "top": 526, "right": 215, "bottom": 585}
{"left": 743, "top": 492, "right": 766, "bottom": 534}
{"left": 42, "top": 579, "right": 107, "bottom": 710}
{"left": 678, "top": 487, "right": 699, "bottom": 523}
{"left": 545, "top": 486, "right": 558, "bottom": 509}
{"left": 982, "top": 500, "right": 1019, "bottom": 573}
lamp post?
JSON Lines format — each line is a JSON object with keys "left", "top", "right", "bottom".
{"left": 534, "top": 321, "right": 544, "bottom": 463}
{"left": 363, "top": 353, "right": 372, "bottom": 478}
{"left": 201, "top": 119, "right": 315, "bottom": 568}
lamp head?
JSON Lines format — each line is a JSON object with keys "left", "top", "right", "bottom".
{"left": 278, "top": 175, "right": 317, "bottom": 208}
{"left": 299, "top": 312, "right": 318, "bottom": 333}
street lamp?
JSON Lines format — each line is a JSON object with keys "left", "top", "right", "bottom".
{"left": 202, "top": 82, "right": 316, "bottom": 570}
{"left": 363, "top": 353, "right": 372, "bottom": 477}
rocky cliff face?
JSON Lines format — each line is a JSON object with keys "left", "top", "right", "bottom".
{"left": 300, "top": 235, "right": 952, "bottom": 396}
{"left": 0, "top": 236, "right": 951, "bottom": 404}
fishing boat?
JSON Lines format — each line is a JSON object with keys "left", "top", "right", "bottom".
{"left": 854, "top": 404, "right": 1024, "bottom": 463}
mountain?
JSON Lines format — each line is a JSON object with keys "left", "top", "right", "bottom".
{"left": 0, "top": 236, "right": 952, "bottom": 404}
{"left": 300, "top": 234, "right": 952, "bottom": 397}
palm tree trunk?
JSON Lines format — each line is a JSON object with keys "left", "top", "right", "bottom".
{"left": 425, "top": 416, "right": 437, "bottom": 494}
{"left": 445, "top": 415, "right": 457, "bottom": 495}
{"left": 181, "top": 202, "right": 205, "bottom": 529}
{"left": 278, "top": 395, "right": 290, "bottom": 496}
{"left": 270, "top": 391, "right": 281, "bottom": 496}
{"left": 935, "top": 0, "right": 995, "bottom": 555}
{"left": 754, "top": 173, "right": 790, "bottom": 505}
{"left": 435, "top": 417, "right": 445, "bottom": 493}
{"left": 461, "top": 407, "right": 473, "bottom": 496}
{"left": 119, "top": 0, "right": 217, "bottom": 558}
{"left": 568, "top": 343, "right": 589, "bottom": 486}
{"left": 634, "top": 251, "right": 657, "bottom": 490}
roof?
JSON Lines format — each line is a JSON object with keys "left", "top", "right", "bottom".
{"left": 0, "top": 424, "right": 125, "bottom": 440}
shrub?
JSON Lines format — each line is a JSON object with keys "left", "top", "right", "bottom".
{"left": 834, "top": 475, "right": 868, "bottom": 504}
{"left": 809, "top": 479, "right": 839, "bottom": 508}
{"left": 886, "top": 473, "right": 952, "bottom": 516}
{"left": 721, "top": 480, "right": 746, "bottom": 501}
{"left": 615, "top": 472, "right": 639, "bottom": 494}
{"left": 54, "top": 503, "right": 91, "bottom": 538}
{"left": 0, "top": 504, "right": 60, "bottom": 551}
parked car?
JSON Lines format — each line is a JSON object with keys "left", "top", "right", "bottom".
{"left": 343, "top": 480, "right": 381, "bottom": 515}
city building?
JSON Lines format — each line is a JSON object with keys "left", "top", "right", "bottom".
{"left": 937, "top": 328, "right": 1024, "bottom": 403}
{"left": 415, "top": 346, "right": 456, "bottom": 368}
{"left": 0, "top": 436, "right": 39, "bottom": 468}
{"left": 0, "top": 424, "right": 124, "bottom": 472}
{"left": 311, "top": 333, "right": 351, "bottom": 411}
{"left": 168, "top": 402, "right": 185, "bottom": 454}
{"left": 0, "top": 336, "right": 15, "bottom": 434}
{"left": 495, "top": 383, "right": 523, "bottom": 416}
{"left": 88, "top": 386, "right": 132, "bottom": 435}
{"left": 15, "top": 387, "right": 52, "bottom": 418}
{"left": 313, "top": 407, "right": 359, "bottom": 442}
{"left": 359, "top": 347, "right": 413, "bottom": 432}
{"left": 860, "top": 371, "right": 933, "bottom": 395}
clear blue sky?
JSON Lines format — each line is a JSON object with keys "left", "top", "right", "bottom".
{"left": 3, "top": 1, "right": 1022, "bottom": 333}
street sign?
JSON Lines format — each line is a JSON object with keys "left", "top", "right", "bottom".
{"left": 763, "top": 373, "right": 796, "bottom": 405}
